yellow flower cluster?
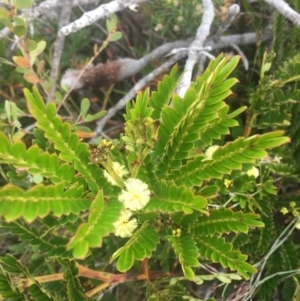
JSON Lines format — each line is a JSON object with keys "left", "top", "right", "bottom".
{"left": 204, "top": 145, "right": 219, "bottom": 160}
{"left": 172, "top": 228, "right": 181, "bottom": 237}
{"left": 118, "top": 178, "right": 150, "bottom": 211}
{"left": 114, "top": 178, "right": 150, "bottom": 238}
{"left": 280, "top": 202, "right": 300, "bottom": 229}
{"left": 246, "top": 166, "right": 259, "bottom": 178}
{"left": 113, "top": 209, "right": 138, "bottom": 238}
{"left": 280, "top": 202, "right": 299, "bottom": 215}
{"left": 224, "top": 179, "right": 232, "bottom": 189}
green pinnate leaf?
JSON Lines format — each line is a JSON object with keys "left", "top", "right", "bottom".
{"left": 28, "top": 284, "right": 54, "bottom": 301}
{"left": 196, "top": 236, "right": 255, "bottom": 279}
{"left": 149, "top": 65, "right": 181, "bottom": 119}
{"left": 0, "top": 183, "right": 88, "bottom": 222}
{"left": 25, "top": 87, "right": 45, "bottom": 112}
{"left": 68, "top": 192, "right": 123, "bottom": 258}
{"left": 193, "top": 208, "right": 264, "bottom": 235}
{"left": 111, "top": 223, "right": 159, "bottom": 267}
{"left": 145, "top": 182, "right": 207, "bottom": 214}
{"left": 153, "top": 55, "right": 242, "bottom": 179}
{"left": 64, "top": 260, "right": 87, "bottom": 301}
{"left": 24, "top": 88, "right": 111, "bottom": 195}
{"left": 209, "top": 78, "right": 238, "bottom": 97}
{"left": 173, "top": 131, "right": 289, "bottom": 186}
{"left": 167, "top": 233, "right": 199, "bottom": 279}
{"left": 214, "top": 55, "right": 240, "bottom": 86}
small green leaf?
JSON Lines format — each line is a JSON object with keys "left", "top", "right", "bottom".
{"left": 16, "top": 66, "right": 30, "bottom": 74}
{"left": 13, "top": 0, "right": 33, "bottom": 9}
{"left": 181, "top": 206, "right": 193, "bottom": 214}
{"left": 25, "top": 39, "right": 37, "bottom": 51}
{"left": 74, "top": 125, "right": 93, "bottom": 134}
{"left": 29, "top": 40, "right": 46, "bottom": 57}
{"left": 106, "top": 13, "right": 118, "bottom": 32}
{"left": 67, "top": 224, "right": 90, "bottom": 250}
{"left": 214, "top": 55, "right": 240, "bottom": 86}
{"left": 236, "top": 261, "right": 256, "bottom": 278}
{"left": 88, "top": 190, "right": 104, "bottom": 225}
{"left": 182, "top": 265, "right": 195, "bottom": 280}
{"left": 5, "top": 201, "right": 24, "bottom": 222}
{"left": 0, "top": 18, "right": 13, "bottom": 29}
{"left": 198, "top": 185, "right": 219, "bottom": 197}
{"left": 59, "top": 152, "right": 75, "bottom": 162}
{"left": 80, "top": 98, "right": 90, "bottom": 117}
{"left": 13, "top": 25, "right": 26, "bottom": 37}
{"left": 73, "top": 240, "right": 89, "bottom": 259}
{"left": 0, "top": 7, "right": 10, "bottom": 19}
{"left": 85, "top": 110, "right": 106, "bottom": 122}
{"left": 13, "top": 17, "right": 25, "bottom": 26}
{"left": 23, "top": 201, "right": 39, "bottom": 222}
{"left": 228, "top": 106, "right": 247, "bottom": 118}
{"left": 256, "top": 137, "right": 290, "bottom": 149}
{"left": 111, "top": 246, "right": 126, "bottom": 262}
{"left": 0, "top": 57, "right": 16, "bottom": 66}
{"left": 116, "top": 248, "right": 134, "bottom": 272}
{"left": 0, "top": 133, "right": 11, "bottom": 154}
{"left": 110, "top": 31, "right": 122, "bottom": 42}
{"left": 217, "top": 274, "right": 232, "bottom": 283}
{"left": 262, "top": 62, "right": 272, "bottom": 74}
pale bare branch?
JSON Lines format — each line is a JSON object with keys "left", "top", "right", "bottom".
{"left": 176, "top": 0, "right": 214, "bottom": 97}
{"left": 263, "top": 0, "right": 300, "bottom": 28}
{"left": 213, "top": 4, "right": 240, "bottom": 39}
{"left": 61, "top": 0, "right": 147, "bottom": 36}
{"left": 48, "top": 0, "right": 73, "bottom": 103}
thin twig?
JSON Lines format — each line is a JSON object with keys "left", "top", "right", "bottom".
{"left": 0, "top": 0, "right": 103, "bottom": 39}
{"left": 263, "top": 0, "right": 300, "bottom": 28}
{"left": 176, "top": 0, "right": 215, "bottom": 97}
{"left": 48, "top": 0, "right": 73, "bottom": 103}
{"left": 242, "top": 218, "right": 299, "bottom": 301}
{"left": 213, "top": 4, "right": 240, "bottom": 39}
{"left": 230, "top": 43, "right": 249, "bottom": 70}
{"left": 61, "top": 0, "right": 147, "bottom": 36}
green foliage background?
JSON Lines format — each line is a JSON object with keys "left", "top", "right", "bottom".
{"left": 0, "top": 1, "right": 300, "bottom": 301}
